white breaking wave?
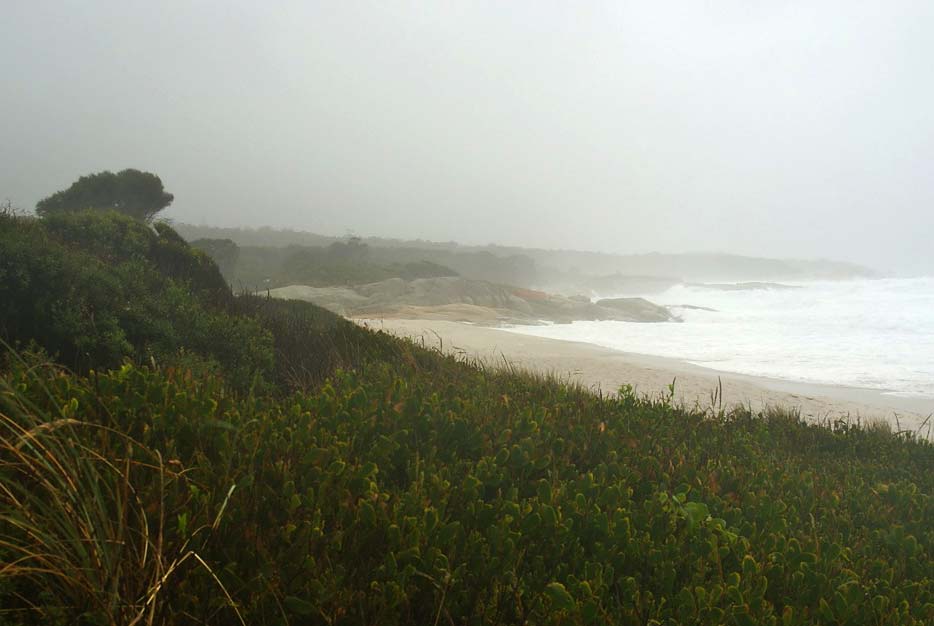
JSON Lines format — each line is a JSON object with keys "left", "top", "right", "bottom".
{"left": 503, "top": 278, "right": 934, "bottom": 397}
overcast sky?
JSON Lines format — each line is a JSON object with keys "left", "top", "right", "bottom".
{"left": 3, "top": 1, "right": 933, "bottom": 274}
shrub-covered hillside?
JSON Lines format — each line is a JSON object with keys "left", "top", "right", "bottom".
{"left": 0, "top": 209, "right": 931, "bottom": 625}
{"left": 0, "top": 210, "right": 404, "bottom": 392}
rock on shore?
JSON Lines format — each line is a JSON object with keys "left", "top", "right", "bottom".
{"left": 269, "top": 277, "right": 677, "bottom": 325}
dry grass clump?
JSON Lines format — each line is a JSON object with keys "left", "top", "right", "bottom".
{"left": 0, "top": 365, "right": 241, "bottom": 626}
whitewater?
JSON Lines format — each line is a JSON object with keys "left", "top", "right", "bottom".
{"left": 504, "top": 278, "right": 934, "bottom": 398}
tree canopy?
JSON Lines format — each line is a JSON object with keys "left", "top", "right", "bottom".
{"left": 35, "top": 169, "right": 174, "bottom": 221}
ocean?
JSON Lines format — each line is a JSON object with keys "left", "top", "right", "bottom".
{"left": 503, "top": 278, "right": 934, "bottom": 398}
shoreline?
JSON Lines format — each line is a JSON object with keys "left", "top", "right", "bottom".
{"left": 357, "top": 317, "right": 934, "bottom": 433}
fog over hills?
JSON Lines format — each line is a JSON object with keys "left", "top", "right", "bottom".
{"left": 3, "top": 2, "right": 934, "bottom": 275}
{"left": 176, "top": 222, "right": 875, "bottom": 289}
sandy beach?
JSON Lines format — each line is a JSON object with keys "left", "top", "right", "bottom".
{"left": 358, "top": 318, "right": 934, "bottom": 434}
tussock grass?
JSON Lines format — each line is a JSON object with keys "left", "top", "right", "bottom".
{"left": 0, "top": 359, "right": 242, "bottom": 625}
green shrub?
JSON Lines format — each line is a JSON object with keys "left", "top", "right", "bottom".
{"left": 2, "top": 347, "right": 930, "bottom": 625}
{"left": 0, "top": 211, "right": 268, "bottom": 388}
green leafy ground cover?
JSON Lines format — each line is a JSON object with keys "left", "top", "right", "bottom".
{"left": 0, "top": 209, "right": 931, "bottom": 625}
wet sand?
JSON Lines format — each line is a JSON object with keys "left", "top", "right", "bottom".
{"left": 358, "top": 318, "right": 934, "bottom": 434}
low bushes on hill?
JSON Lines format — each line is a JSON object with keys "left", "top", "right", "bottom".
{"left": 0, "top": 348, "right": 931, "bottom": 625}
{"left": 0, "top": 209, "right": 449, "bottom": 394}
{"left": 0, "top": 210, "right": 268, "bottom": 388}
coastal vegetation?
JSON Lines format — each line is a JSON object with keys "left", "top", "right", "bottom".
{"left": 187, "top": 233, "right": 527, "bottom": 292}
{"left": 0, "top": 207, "right": 931, "bottom": 624}
{"left": 188, "top": 234, "right": 464, "bottom": 290}
{"left": 35, "top": 170, "right": 174, "bottom": 222}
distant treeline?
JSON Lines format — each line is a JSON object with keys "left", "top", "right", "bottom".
{"left": 181, "top": 227, "right": 538, "bottom": 290}
{"left": 190, "top": 236, "right": 463, "bottom": 290}
{"left": 176, "top": 223, "right": 876, "bottom": 291}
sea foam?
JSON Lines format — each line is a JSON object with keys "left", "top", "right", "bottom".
{"left": 503, "top": 278, "right": 934, "bottom": 397}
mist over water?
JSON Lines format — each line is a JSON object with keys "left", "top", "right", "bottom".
{"left": 504, "top": 278, "right": 934, "bottom": 397}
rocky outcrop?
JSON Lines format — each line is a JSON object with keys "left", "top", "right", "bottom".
{"left": 269, "top": 277, "right": 677, "bottom": 325}
{"left": 595, "top": 297, "right": 676, "bottom": 322}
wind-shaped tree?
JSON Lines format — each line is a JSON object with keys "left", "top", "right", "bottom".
{"left": 36, "top": 169, "right": 174, "bottom": 221}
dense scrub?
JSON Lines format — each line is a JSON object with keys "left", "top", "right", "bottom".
{"left": 1, "top": 351, "right": 931, "bottom": 625}
{"left": 1, "top": 209, "right": 931, "bottom": 624}
{"left": 0, "top": 211, "right": 399, "bottom": 392}
{"left": 0, "top": 210, "right": 264, "bottom": 385}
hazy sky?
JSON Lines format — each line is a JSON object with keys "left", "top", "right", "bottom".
{"left": 3, "top": 1, "right": 933, "bottom": 274}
